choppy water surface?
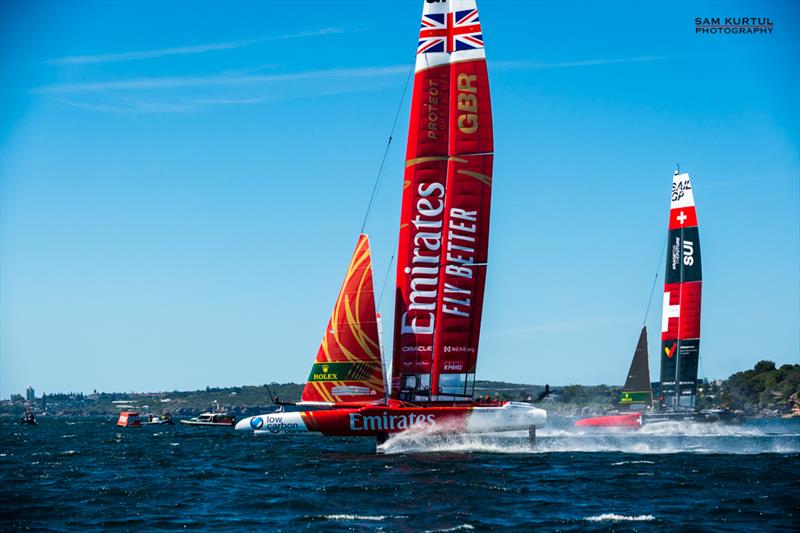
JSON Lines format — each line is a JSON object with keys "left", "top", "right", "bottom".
{"left": 2, "top": 416, "right": 798, "bottom": 531}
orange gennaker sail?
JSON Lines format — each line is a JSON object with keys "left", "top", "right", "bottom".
{"left": 300, "top": 234, "right": 385, "bottom": 404}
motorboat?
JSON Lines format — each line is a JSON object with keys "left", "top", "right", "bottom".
{"left": 180, "top": 412, "right": 236, "bottom": 427}
{"left": 143, "top": 413, "right": 175, "bottom": 425}
{"left": 20, "top": 409, "right": 37, "bottom": 425}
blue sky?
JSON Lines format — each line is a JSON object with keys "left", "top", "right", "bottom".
{"left": 1, "top": 1, "right": 798, "bottom": 397}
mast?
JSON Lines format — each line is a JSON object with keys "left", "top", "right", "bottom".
{"left": 659, "top": 171, "right": 702, "bottom": 410}
{"left": 377, "top": 312, "right": 389, "bottom": 403}
{"left": 391, "top": 0, "right": 494, "bottom": 403}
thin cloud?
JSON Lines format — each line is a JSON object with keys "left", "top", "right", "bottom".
{"left": 48, "top": 28, "right": 348, "bottom": 66}
{"left": 187, "top": 96, "right": 273, "bottom": 106}
{"left": 493, "top": 56, "right": 663, "bottom": 71}
{"left": 54, "top": 97, "right": 193, "bottom": 114}
{"left": 187, "top": 81, "right": 400, "bottom": 107}
{"left": 34, "top": 65, "right": 408, "bottom": 94}
{"left": 39, "top": 65, "right": 408, "bottom": 113}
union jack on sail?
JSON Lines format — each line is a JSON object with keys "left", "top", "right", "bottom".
{"left": 418, "top": 9, "right": 483, "bottom": 54}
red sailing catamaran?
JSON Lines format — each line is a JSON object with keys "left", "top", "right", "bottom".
{"left": 575, "top": 170, "right": 726, "bottom": 429}
{"left": 236, "top": 0, "right": 547, "bottom": 444}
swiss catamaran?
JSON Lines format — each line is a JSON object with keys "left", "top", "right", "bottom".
{"left": 575, "top": 326, "right": 654, "bottom": 428}
{"left": 236, "top": 0, "right": 547, "bottom": 444}
{"left": 577, "top": 170, "right": 724, "bottom": 428}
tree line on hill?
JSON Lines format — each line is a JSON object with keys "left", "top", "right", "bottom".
{"left": 719, "top": 360, "right": 799, "bottom": 416}
{"left": 2, "top": 361, "right": 797, "bottom": 418}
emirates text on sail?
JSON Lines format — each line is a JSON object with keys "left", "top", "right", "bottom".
{"left": 401, "top": 185, "right": 478, "bottom": 337}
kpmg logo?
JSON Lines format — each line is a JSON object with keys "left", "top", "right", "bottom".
{"left": 695, "top": 17, "right": 774, "bottom": 35}
{"left": 443, "top": 361, "right": 464, "bottom": 371}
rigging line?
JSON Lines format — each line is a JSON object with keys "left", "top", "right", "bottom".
{"left": 642, "top": 230, "right": 670, "bottom": 326}
{"left": 359, "top": 66, "right": 415, "bottom": 234}
{"left": 377, "top": 249, "right": 396, "bottom": 312}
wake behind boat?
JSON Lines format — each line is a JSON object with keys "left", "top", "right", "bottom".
{"left": 237, "top": 0, "right": 547, "bottom": 446}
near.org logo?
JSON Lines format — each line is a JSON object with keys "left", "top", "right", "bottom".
{"left": 695, "top": 17, "right": 774, "bottom": 35}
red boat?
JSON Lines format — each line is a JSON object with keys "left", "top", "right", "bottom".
{"left": 236, "top": 235, "right": 546, "bottom": 443}
{"left": 237, "top": 0, "right": 547, "bottom": 444}
{"left": 574, "top": 327, "right": 652, "bottom": 429}
{"left": 241, "top": 398, "right": 545, "bottom": 442}
{"left": 574, "top": 413, "right": 642, "bottom": 429}
{"left": 117, "top": 411, "right": 141, "bottom": 427}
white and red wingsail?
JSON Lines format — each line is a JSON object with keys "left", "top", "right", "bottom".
{"left": 575, "top": 171, "right": 704, "bottom": 429}
{"left": 391, "top": 0, "right": 494, "bottom": 402}
{"left": 300, "top": 234, "right": 385, "bottom": 404}
{"left": 660, "top": 172, "right": 702, "bottom": 408}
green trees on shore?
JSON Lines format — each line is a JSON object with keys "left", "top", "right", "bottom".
{"left": 720, "top": 360, "right": 800, "bottom": 415}
{"left": 3, "top": 361, "right": 797, "bottom": 418}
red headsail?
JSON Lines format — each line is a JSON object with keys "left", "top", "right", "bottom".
{"left": 392, "top": 0, "right": 493, "bottom": 402}
{"left": 301, "top": 234, "right": 385, "bottom": 404}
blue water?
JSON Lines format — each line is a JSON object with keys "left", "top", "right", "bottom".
{"left": 2, "top": 416, "right": 798, "bottom": 531}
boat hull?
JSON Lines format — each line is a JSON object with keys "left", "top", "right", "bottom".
{"left": 575, "top": 409, "right": 742, "bottom": 429}
{"left": 642, "top": 409, "right": 741, "bottom": 425}
{"left": 237, "top": 402, "right": 546, "bottom": 437}
{"left": 179, "top": 420, "right": 235, "bottom": 427}
{"left": 574, "top": 413, "right": 642, "bottom": 429}
{"left": 116, "top": 412, "right": 141, "bottom": 427}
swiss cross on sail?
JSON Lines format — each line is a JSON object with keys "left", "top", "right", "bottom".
{"left": 418, "top": 10, "right": 483, "bottom": 54}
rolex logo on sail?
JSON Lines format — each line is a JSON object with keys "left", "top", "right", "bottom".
{"left": 309, "top": 362, "right": 340, "bottom": 381}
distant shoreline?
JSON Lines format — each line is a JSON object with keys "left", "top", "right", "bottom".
{"left": 4, "top": 360, "right": 799, "bottom": 420}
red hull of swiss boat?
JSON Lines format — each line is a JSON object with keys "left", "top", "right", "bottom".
{"left": 574, "top": 413, "right": 642, "bottom": 429}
